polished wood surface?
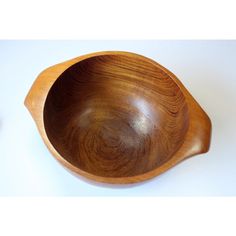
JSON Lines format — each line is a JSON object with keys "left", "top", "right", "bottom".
{"left": 25, "top": 51, "right": 211, "bottom": 184}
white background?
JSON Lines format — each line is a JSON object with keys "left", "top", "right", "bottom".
{"left": 1, "top": 40, "right": 236, "bottom": 196}
{"left": 1, "top": 0, "right": 236, "bottom": 235}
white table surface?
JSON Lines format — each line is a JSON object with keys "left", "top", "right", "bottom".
{"left": 1, "top": 40, "right": 236, "bottom": 196}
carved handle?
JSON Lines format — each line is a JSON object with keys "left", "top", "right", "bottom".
{"left": 174, "top": 90, "right": 212, "bottom": 162}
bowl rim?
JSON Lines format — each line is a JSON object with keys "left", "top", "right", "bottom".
{"left": 25, "top": 51, "right": 211, "bottom": 184}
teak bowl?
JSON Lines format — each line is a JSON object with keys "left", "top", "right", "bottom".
{"left": 25, "top": 51, "right": 211, "bottom": 184}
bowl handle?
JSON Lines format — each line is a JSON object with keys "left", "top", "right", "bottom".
{"left": 176, "top": 95, "right": 212, "bottom": 162}
{"left": 24, "top": 66, "right": 57, "bottom": 123}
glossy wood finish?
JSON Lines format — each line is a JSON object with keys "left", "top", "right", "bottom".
{"left": 25, "top": 51, "right": 211, "bottom": 184}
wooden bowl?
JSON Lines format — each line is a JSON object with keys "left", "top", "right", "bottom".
{"left": 25, "top": 51, "right": 211, "bottom": 184}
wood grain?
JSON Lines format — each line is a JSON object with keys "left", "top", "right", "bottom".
{"left": 25, "top": 51, "right": 211, "bottom": 184}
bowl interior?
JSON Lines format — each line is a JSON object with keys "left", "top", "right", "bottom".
{"left": 43, "top": 53, "right": 189, "bottom": 178}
